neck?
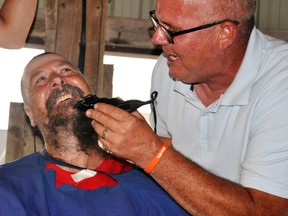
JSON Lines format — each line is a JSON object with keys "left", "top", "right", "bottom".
{"left": 40, "top": 111, "right": 104, "bottom": 171}
{"left": 194, "top": 79, "right": 232, "bottom": 107}
{"left": 45, "top": 145, "right": 105, "bottom": 171}
{"left": 194, "top": 49, "right": 244, "bottom": 107}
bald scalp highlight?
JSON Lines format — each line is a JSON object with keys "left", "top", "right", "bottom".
{"left": 182, "top": 0, "right": 256, "bottom": 21}
{"left": 181, "top": 0, "right": 256, "bottom": 43}
{"left": 210, "top": 0, "right": 256, "bottom": 21}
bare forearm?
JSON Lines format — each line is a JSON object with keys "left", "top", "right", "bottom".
{"left": 87, "top": 105, "right": 288, "bottom": 215}
{"left": 0, "top": 0, "right": 38, "bottom": 48}
{"left": 146, "top": 147, "right": 287, "bottom": 216}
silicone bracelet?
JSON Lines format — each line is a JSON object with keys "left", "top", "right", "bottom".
{"left": 144, "top": 144, "right": 169, "bottom": 173}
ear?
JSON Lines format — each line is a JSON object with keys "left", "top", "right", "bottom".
{"left": 217, "top": 21, "right": 238, "bottom": 51}
{"left": 24, "top": 105, "right": 36, "bottom": 127}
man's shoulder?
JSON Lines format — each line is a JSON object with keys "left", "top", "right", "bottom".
{"left": 256, "top": 28, "right": 288, "bottom": 59}
{"left": 0, "top": 152, "right": 44, "bottom": 177}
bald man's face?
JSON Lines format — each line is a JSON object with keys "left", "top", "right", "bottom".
{"left": 22, "top": 53, "right": 92, "bottom": 127}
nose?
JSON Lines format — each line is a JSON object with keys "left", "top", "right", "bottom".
{"left": 50, "top": 73, "right": 65, "bottom": 89}
{"left": 151, "top": 27, "right": 170, "bottom": 45}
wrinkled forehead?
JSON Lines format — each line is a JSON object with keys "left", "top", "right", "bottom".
{"left": 24, "top": 53, "right": 68, "bottom": 77}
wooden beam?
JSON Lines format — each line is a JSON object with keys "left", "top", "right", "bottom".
{"left": 84, "top": 0, "right": 109, "bottom": 96}
{"left": 44, "top": 0, "right": 82, "bottom": 65}
{"left": 105, "top": 16, "right": 162, "bottom": 55}
{"left": 27, "top": 8, "right": 162, "bottom": 55}
{"left": 27, "top": 10, "right": 288, "bottom": 55}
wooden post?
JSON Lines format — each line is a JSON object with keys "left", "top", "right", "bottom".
{"left": 84, "top": 0, "right": 109, "bottom": 96}
{"left": 44, "top": 0, "right": 82, "bottom": 65}
{"left": 5, "top": 103, "right": 44, "bottom": 163}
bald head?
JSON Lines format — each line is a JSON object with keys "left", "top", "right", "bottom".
{"left": 20, "top": 52, "right": 92, "bottom": 128}
{"left": 178, "top": 0, "right": 257, "bottom": 24}
{"left": 21, "top": 52, "right": 88, "bottom": 105}
{"left": 173, "top": 0, "right": 256, "bottom": 41}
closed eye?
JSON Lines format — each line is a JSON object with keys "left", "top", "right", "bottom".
{"left": 60, "top": 67, "right": 75, "bottom": 75}
{"left": 35, "top": 76, "right": 48, "bottom": 86}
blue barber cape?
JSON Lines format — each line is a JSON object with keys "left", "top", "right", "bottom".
{"left": 0, "top": 153, "right": 189, "bottom": 216}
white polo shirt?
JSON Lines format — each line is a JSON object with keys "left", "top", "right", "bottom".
{"left": 150, "top": 27, "right": 288, "bottom": 198}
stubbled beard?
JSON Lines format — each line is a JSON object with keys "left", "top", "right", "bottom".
{"left": 44, "top": 84, "right": 99, "bottom": 152}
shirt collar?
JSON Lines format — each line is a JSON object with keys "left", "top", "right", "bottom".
{"left": 221, "top": 27, "right": 261, "bottom": 106}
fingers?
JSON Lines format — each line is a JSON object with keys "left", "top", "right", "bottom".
{"left": 94, "top": 102, "right": 131, "bottom": 121}
{"left": 90, "top": 117, "right": 116, "bottom": 143}
{"left": 131, "top": 110, "right": 146, "bottom": 120}
{"left": 86, "top": 103, "right": 131, "bottom": 144}
{"left": 89, "top": 103, "right": 130, "bottom": 126}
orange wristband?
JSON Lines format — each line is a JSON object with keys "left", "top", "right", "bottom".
{"left": 144, "top": 144, "right": 169, "bottom": 174}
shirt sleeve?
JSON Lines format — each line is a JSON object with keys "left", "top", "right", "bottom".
{"left": 240, "top": 80, "right": 288, "bottom": 199}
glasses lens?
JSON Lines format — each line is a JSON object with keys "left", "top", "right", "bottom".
{"left": 150, "top": 14, "right": 173, "bottom": 43}
{"left": 159, "top": 27, "right": 173, "bottom": 43}
{"left": 150, "top": 16, "right": 158, "bottom": 30}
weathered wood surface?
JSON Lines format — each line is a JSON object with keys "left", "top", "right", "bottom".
{"left": 27, "top": 8, "right": 288, "bottom": 55}
{"left": 27, "top": 8, "right": 161, "bottom": 55}
{"left": 102, "top": 64, "right": 114, "bottom": 97}
{"left": 83, "top": 0, "right": 108, "bottom": 96}
{"left": 105, "top": 16, "right": 161, "bottom": 55}
{"left": 5, "top": 103, "right": 44, "bottom": 163}
{"left": 44, "top": 0, "right": 82, "bottom": 65}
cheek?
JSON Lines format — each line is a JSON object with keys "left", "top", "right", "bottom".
{"left": 70, "top": 79, "right": 92, "bottom": 95}
{"left": 168, "top": 59, "right": 192, "bottom": 82}
{"left": 29, "top": 90, "right": 48, "bottom": 112}
{"left": 169, "top": 45, "right": 207, "bottom": 82}
{"left": 175, "top": 41, "right": 209, "bottom": 71}
{"left": 27, "top": 97, "right": 49, "bottom": 127}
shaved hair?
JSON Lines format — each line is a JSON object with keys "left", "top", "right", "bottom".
{"left": 181, "top": 0, "right": 257, "bottom": 42}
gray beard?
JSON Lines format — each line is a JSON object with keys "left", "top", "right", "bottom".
{"left": 43, "top": 84, "right": 100, "bottom": 152}
{"left": 45, "top": 110, "right": 99, "bottom": 152}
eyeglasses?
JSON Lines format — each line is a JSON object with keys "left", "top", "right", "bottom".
{"left": 149, "top": 10, "right": 240, "bottom": 44}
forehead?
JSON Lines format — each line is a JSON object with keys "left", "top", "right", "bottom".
{"left": 156, "top": 0, "right": 199, "bottom": 24}
{"left": 24, "top": 54, "right": 72, "bottom": 76}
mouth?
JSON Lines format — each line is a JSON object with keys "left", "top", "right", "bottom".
{"left": 169, "top": 54, "right": 179, "bottom": 61}
{"left": 163, "top": 52, "right": 179, "bottom": 62}
{"left": 55, "top": 93, "right": 73, "bottom": 106}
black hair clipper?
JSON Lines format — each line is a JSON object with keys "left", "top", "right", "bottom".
{"left": 74, "top": 91, "right": 158, "bottom": 112}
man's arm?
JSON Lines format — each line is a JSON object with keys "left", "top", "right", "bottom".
{"left": 0, "top": 0, "right": 38, "bottom": 48}
{"left": 149, "top": 146, "right": 288, "bottom": 215}
{"left": 87, "top": 104, "right": 288, "bottom": 215}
